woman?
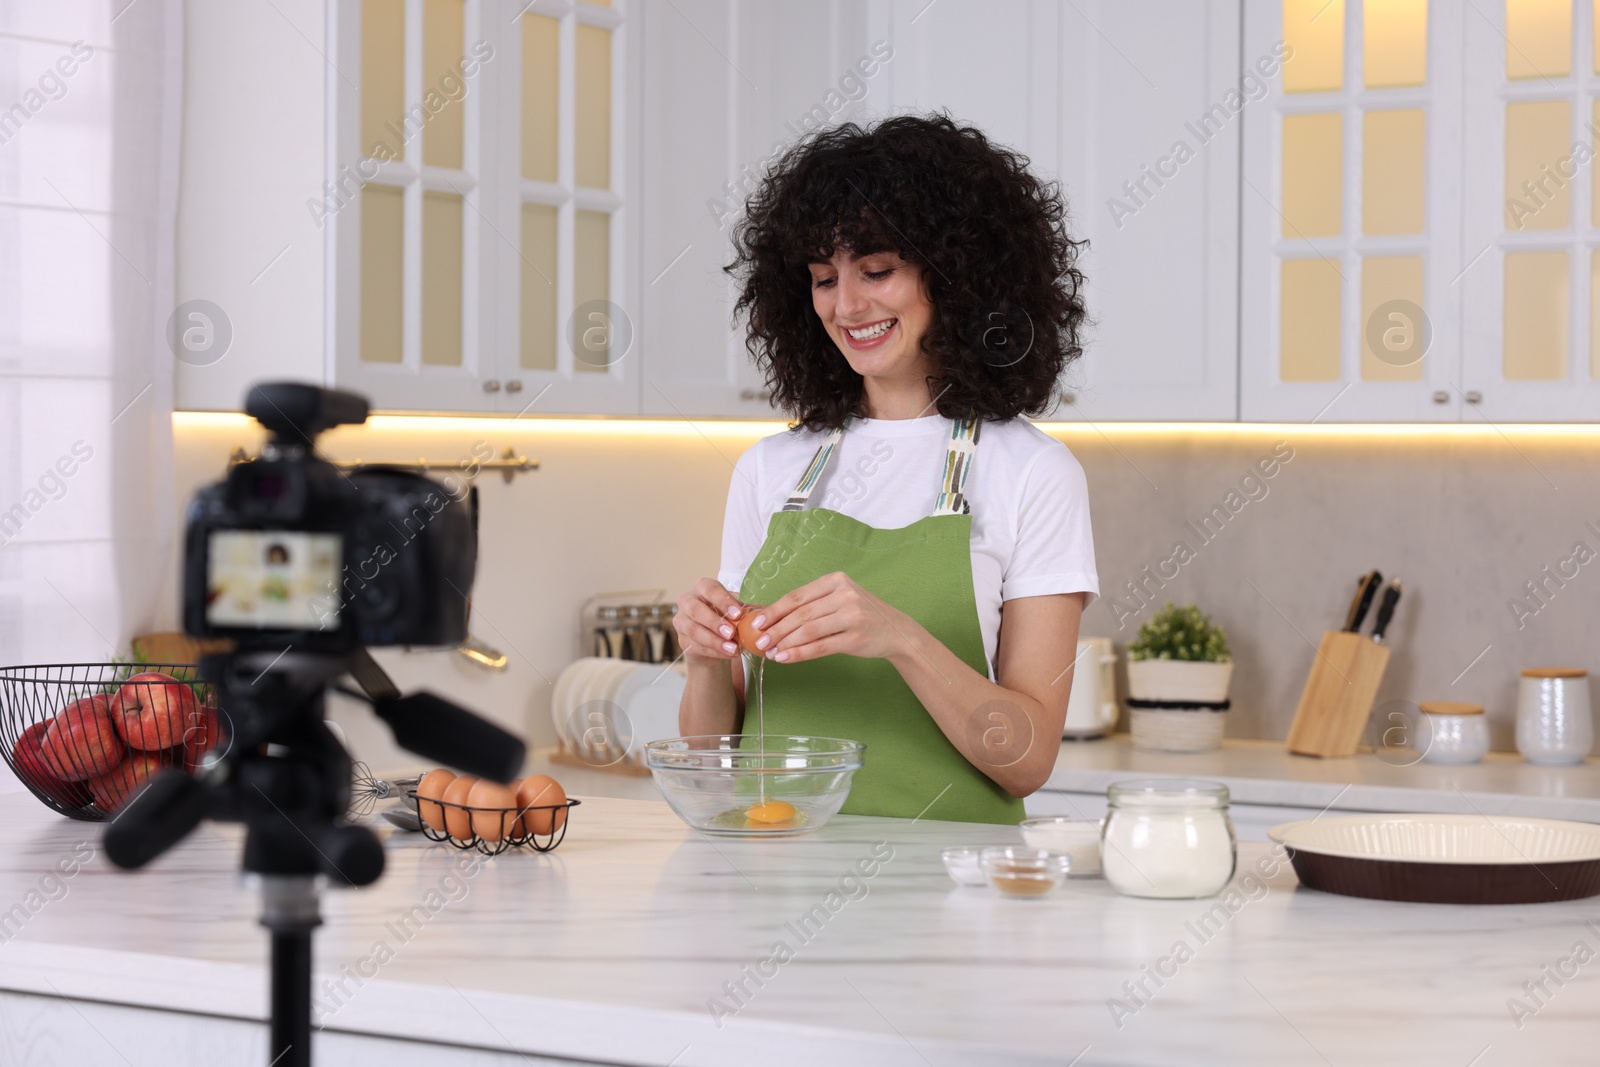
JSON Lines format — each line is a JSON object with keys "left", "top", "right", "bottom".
{"left": 674, "top": 113, "right": 1098, "bottom": 825}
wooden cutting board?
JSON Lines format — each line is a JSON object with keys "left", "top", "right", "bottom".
{"left": 1285, "top": 631, "right": 1391, "bottom": 758}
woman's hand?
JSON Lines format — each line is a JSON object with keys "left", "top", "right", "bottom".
{"left": 673, "top": 578, "right": 746, "bottom": 666}
{"left": 749, "top": 571, "right": 913, "bottom": 664}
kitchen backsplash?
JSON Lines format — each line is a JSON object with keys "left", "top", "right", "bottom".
{"left": 161, "top": 416, "right": 1600, "bottom": 771}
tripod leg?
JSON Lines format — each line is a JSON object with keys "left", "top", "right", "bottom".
{"left": 261, "top": 876, "right": 321, "bottom": 1067}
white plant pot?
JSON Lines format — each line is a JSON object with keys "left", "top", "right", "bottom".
{"left": 1130, "top": 709, "right": 1229, "bottom": 753}
{"left": 1126, "top": 659, "right": 1233, "bottom": 703}
{"left": 1126, "top": 659, "right": 1233, "bottom": 753}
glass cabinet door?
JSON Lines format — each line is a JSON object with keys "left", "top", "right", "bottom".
{"left": 1460, "top": 0, "right": 1600, "bottom": 421}
{"left": 1242, "top": 0, "right": 1466, "bottom": 422}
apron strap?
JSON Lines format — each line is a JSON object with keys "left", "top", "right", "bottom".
{"left": 932, "top": 410, "right": 981, "bottom": 516}
{"left": 781, "top": 410, "right": 982, "bottom": 515}
{"left": 780, "top": 421, "right": 847, "bottom": 512}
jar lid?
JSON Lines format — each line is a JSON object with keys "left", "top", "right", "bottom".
{"left": 1419, "top": 700, "right": 1483, "bottom": 716}
{"left": 1107, "top": 778, "right": 1229, "bottom": 809}
{"left": 1523, "top": 667, "right": 1588, "bottom": 679}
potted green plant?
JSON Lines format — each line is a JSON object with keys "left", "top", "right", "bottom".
{"left": 1125, "top": 602, "right": 1233, "bottom": 752}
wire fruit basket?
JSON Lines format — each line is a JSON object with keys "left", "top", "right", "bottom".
{"left": 406, "top": 789, "right": 579, "bottom": 856}
{"left": 0, "top": 663, "right": 226, "bottom": 822}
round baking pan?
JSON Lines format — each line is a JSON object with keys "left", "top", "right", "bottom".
{"left": 1269, "top": 813, "right": 1600, "bottom": 905}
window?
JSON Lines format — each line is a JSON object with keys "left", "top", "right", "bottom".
{"left": 329, "top": 0, "right": 631, "bottom": 412}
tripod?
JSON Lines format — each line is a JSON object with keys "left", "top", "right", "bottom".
{"left": 104, "top": 650, "right": 524, "bottom": 1067}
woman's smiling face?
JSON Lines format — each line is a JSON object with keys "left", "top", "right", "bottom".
{"left": 808, "top": 248, "right": 934, "bottom": 384}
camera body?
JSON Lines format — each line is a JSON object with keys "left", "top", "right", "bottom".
{"left": 181, "top": 383, "right": 476, "bottom": 652}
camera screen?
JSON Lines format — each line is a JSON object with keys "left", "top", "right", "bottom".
{"left": 206, "top": 530, "right": 342, "bottom": 631}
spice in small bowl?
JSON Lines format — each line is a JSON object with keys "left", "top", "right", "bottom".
{"left": 941, "top": 845, "right": 989, "bottom": 886}
{"left": 979, "top": 847, "right": 1071, "bottom": 898}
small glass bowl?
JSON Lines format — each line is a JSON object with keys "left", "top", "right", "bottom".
{"left": 1018, "top": 817, "right": 1103, "bottom": 877}
{"left": 979, "top": 847, "right": 1071, "bottom": 898}
{"left": 941, "top": 845, "right": 990, "bottom": 886}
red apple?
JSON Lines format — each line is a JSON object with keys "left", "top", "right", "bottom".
{"left": 181, "top": 702, "right": 229, "bottom": 773}
{"left": 110, "top": 672, "right": 199, "bottom": 751}
{"left": 41, "top": 695, "right": 123, "bottom": 781}
{"left": 86, "top": 750, "right": 175, "bottom": 814}
{"left": 10, "top": 721, "right": 93, "bottom": 807}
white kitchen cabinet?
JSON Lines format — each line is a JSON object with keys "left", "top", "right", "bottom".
{"left": 1240, "top": 0, "right": 1467, "bottom": 423}
{"left": 327, "top": 0, "right": 643, "bottom": 417}
{"left": 638, "top": 0, "right": 877, "bottom": 419}
{"left": 1458, "top": 0, "right": 1600, "bottom": 423}
{"left": 1051, "top": 0, "right": 1243, "bottom": 422}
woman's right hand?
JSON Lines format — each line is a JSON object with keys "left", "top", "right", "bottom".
{"left": 674, "top": 578, "right": 746, "bottom": 665}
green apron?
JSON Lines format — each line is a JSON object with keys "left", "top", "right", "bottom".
{"left": 738, "top": 412, "right": 1025, "bottom": 825}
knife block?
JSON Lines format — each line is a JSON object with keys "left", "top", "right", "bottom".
{"left": 1284, "top": 631, "right": 1391, "bottom": 757}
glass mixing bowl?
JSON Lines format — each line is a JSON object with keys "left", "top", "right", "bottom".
{"left": 644, "top": 735, "right": 865, "bottom": 836}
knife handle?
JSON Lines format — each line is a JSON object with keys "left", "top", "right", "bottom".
{"left": 1344, "top": 570, "right": 1383, "bottom": 632}
{"left": 1370, "top": 581, "right": 1402, "bottom": 643}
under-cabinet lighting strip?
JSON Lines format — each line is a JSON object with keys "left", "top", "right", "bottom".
{"left": 175, "top": 412, "right": 1600, "bottom": 440}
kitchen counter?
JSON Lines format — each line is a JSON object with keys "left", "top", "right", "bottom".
{"left": 2, "top": 790, "right": 1600, "bottom": 1065}
{"left": 1042, "top": 734, "right": 1600, "bottom": 822}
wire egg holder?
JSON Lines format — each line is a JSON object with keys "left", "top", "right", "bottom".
{"left": 404, "top": 789, "right": 580, "bottom": 856}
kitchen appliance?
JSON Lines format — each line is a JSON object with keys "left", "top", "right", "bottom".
{"left": 1062, "top": 637, "right": 1118, "bottom": 739}
{"left": 1516, "top": 668, "right": 1593, "bottom": 766}
{"left": 644, "top": 735, "right": 864, "bottom": 836}
{"left": 1285, "top": 573, "right": 1403, "bottom": 757}
{"left": 1269, "top": 813, "right": 1600, "bottom": 904}
{"left": 1417, "top": 701, "right": 1489, "bottom": 764}
{"left": 1102, "top": 779, "right": 1236, "bottom": 898}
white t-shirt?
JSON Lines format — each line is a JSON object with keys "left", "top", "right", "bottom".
{"left": 718, "top": 413, "right": 1099, "bottom": 678}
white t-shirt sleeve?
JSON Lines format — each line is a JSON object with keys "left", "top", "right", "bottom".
{"left": 717, "top": 443, "right": 768, "bottom": 596}
{"left": 1001, "top": 441, "right": 1099, "bottom": 608}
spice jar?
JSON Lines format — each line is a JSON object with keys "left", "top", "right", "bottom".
{"left": 1102, "top": 779, "right": 1236, "bottom": 899}
{"left": 1418, "top": 701, "right": 1489, "bottom": 764}
{"left": 1516, "top": 668, "right": 1593, "bottom": 766}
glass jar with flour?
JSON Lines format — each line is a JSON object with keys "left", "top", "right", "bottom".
{"left": 1102, "top": 779, "right": 1236, "bottom": 899}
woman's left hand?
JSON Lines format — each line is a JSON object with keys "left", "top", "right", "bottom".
{"left": 749, "top": 571, "right": 913, "bottom": 664}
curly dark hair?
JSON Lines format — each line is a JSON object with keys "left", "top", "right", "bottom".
{"left": 724, "top": 112, "right": 1088, "bottom": 431}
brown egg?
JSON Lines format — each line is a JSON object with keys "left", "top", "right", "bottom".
{"left": 506, "top": 777, "right": 525, "bottom": 836}
{"left": 467, "top": 779, "right": 518, "bottom": 842}
{"left": 516, "top": 774, "right": 567, "bottom": 835}
{"left": 735, "top": 604, "right": 767, "bottom": 656}
{"left": 441, "top": 775, "right": 479, "bottom": 841}
{"left": 415, "top": 769, "right": 456, "bottom": 832}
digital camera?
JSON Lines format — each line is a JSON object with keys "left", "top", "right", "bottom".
{"left": 182, "top": 383, "right": 476, "bottom": 652}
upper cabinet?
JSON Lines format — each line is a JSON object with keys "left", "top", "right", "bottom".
{"left": 638, "top": 0, "right": 878, "bottom": 419}
{"left": 174, "top": 0, "right": 1599, "bottom": 422}
{"left": 1053, "top": 0, "right": 1243, "bottom": 421}
{"left": 1460, "top": 0, "right": 1600, "bottom": 421}
{"left": 328, "top": 0, "right": 642, "bottom": 415}
{"left": 1242, "top": 0, "right": 1466, "bottom": 422}
{"left": 1243, "top": 0, "right": 1599, "bottom": 423}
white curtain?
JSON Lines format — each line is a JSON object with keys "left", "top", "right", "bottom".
{"left": 0, "top": 1, "right": 182, "bottom": 788}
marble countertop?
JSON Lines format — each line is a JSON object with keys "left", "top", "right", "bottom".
{"left": 3, "top": 790, "right": 1600, "bottom": 1065}
{"left": 1043, "top": 735, "right": 1600, "bottom": 821}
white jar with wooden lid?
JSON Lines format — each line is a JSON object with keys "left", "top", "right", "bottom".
{"left": 1516, "top": 668, "right": 1592, "bottom": 766}
{"left": 1418, "top": 701, "right": 1489, "bottom": 764}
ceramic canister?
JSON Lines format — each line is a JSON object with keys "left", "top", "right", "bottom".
{"left": 1418, "top": 700, "right": 1489, "bottom": 764}
{"left": 1515, "top": 668, "right": 1593, "bottom": 766}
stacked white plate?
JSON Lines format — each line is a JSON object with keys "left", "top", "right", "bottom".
{"left": 550, "top": 657, "right": 687, "bottom": 770}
